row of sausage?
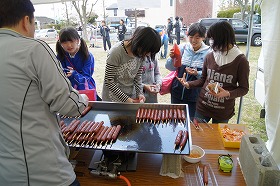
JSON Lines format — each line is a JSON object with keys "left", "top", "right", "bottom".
{"left": 60, "top": 119, "right": 121, "bottom": 147}
{"left": 136, "top": 108, "right": 187, "bottom": 124}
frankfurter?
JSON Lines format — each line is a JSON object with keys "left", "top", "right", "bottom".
{"left": 81, "top": 105, "right": 92, "bottom": 117}
{"left": 88, "top": 125, "right": 104, "bottom": 146}
{"left": 139, "top": 108, "right": 145, "bottom": 123}
{"left": 153, "top": 109, "right": 158, "bottom": 124}
{"left": 94, "top": 126, "right": 109, "bottom": 147}
{"left": 105, "top": 126, "right": 116, "bottom": 146}
{"left": 203, "top": 165, "right": 208, "bottom": 186}
{"left": 179, "top": 131, "right": 189, "bottom": 151}
{"left": 146, "top": 109, "right": 152, "bottom": 122}
{"left": 142, "top": 108, "right": 148, "bottom": 123}
{"left": 169, "top": 109, "right": 173, "bottom": 122}
{"left": 173, "top": 108, "right": 178, "bottom": 123}
{"left": 59, "top": 120, "right": 65, "bottom": 128}
{"left": 177, "top": 108, "right": 182, "bottom": 123}
{"left": 72, "top": 120, "right": 88, "bottom": 142}
{"left": 111, "top": 125, "right": 122, "bottom": 144}
{"left": 181, "top": 109, "right": 186, "bottom": 123}
{"left": 150, "top": 109, "right": 155, "bottom": 123}
{"left": 165, "top": 109, "right": 169, "bottom": 123}
{"left": 157, "top": 109, "right": 162, "bottom": 124}
{"left": 161, "top": 109, "right": 166, "bottom": 123}
{"left": 100, "top": 127, "right": 112, "bottom": 146}
{"left": 174, "top": 130, "right": 183, "bottom": 149}
{"left": 63, "top": 119, "right": 77, "bottom": 134}
{"left": 136, "top": 108, "right": 141, "bottom": 123}
{"left": 64, "top": 120, "right": 80, "bottom": 138}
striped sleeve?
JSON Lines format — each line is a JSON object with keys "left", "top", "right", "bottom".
{"left": 134, "top": 65, "right": 144, "bottom": 97}
{"left": 104, "top": 63, "right": 130, "bottom": 102}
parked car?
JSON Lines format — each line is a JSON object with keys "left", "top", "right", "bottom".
{"left": 35, "top": 29, "right": 58, "bottom": 39}
{"left": 198, "top": 18, "right": 262, "bottom": 46}
{"left": 155, "top": 25, "right": 166, "bottom": 30}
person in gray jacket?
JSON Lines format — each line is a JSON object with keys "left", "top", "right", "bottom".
{"left": 0, "top": 0, "right": 88, "bottom": 186}
{"left": 142, "top": 56, "right": 162, "bottom": 103}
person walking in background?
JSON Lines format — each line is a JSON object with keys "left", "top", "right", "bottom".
{"left": 167, "top": 18, "right": 173, "bottom": 45}
{"left": 102, "top": 26, "right": 161, "bottom": 103}
{"left": 165, "top": 23, "right": 210, "bottom": 120}
{"left": 100, "top": 20, "right": 111, "bottom": 51}
{"left": 118, "top": 19, "right": 127, "bottom": 41}
{"left": 56, "top": 27, "right": 101, "bottom": 100}
{"left": 177, "top": 21, "right": 250, "bottom": 123}
{"left": 174, "top": 16, "right": 181, "bottom": 44}
{"left": 0, "top": 0, "right": 88, "bottom": 185}
{"left": 156, "top": 28, "right": 169, "bottom": 59}
{"left": 142, "top": 55, "right": 162, "bottom": 103}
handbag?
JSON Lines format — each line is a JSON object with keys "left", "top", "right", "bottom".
{"left": 78, "top": 89, "right": 96, "bottom": 101}
{"left": 159, "top": 70, "right": 178, "bottom": 95}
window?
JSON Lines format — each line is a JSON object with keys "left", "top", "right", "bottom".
{"left": 114, "top": 9, "right": 117, "bottom": 16}
{"left": 232, "top": 19, "right": 247, "bottom": 28}
{"left": 170, "top": 0, "right": 173, "bottom": 6}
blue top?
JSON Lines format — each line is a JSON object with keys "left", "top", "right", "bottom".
{"left": 165, "top": 42, "right": 210, "bottom": 102}
{"left": 58, "top": 51, "right": 96, "bottom": 90}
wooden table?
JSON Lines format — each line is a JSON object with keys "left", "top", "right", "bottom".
{"left": 73, "top": 124, "right": 246, "bottom": 186}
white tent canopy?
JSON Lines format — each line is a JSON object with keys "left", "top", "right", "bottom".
{"left": 262, "top": 0, "right": 280, "bottom": 168}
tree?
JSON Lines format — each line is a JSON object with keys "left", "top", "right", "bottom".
{"left": 235, "top": 0, "right": 249, "bottom": 20}
{"left": 72, "top": 0, "right": 99, "bottom": 41}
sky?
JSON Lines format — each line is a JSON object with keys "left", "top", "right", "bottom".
{"left": 34, "top": 0, "right": 117, "bottom": 20}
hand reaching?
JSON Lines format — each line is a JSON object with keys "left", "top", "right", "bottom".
{"left": 176, "top": 72, "right": 189, "bottom": 88}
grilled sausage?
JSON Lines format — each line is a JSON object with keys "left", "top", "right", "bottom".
{"left": 82, "top": 120, "right": 93, "bottom": 133}
{"left": 146, "top": 109, "right": 152, "bottom": 122}
{"left": 179, "top": 131, "right": 189, "bottom": 151}
{"left": 161, "top": 109, "right": 166, "bottom": 123}
{"left": 139, "top": 108, "right": 144, "bottom": 122}
{"left": 76, "top": 120, "right": 88, "bottom": 133}
{"left": 142, "top": 108, "right": 148, "bottom": 122}
{"left": 111, "top": 125, "right": 122, "bottom": 141}
{"left": 136, "top": 108, "right": 141, "bottom": 122}
{"left": 181, "top": 109, "right": 186, "bottom": 122}
{"left": 150, "top": 109, "right": 155, "bottom": 123}
{"left": 177, "top": 108, "right": 182, "bottom": 122}
{"left": 173, "top": 109, "right": 178, "bottom": 123}
{"left": 64, "top": 119, "right": 77, "bottom": 134}
{"left": 61, "top": 125, "right": 67, "bottom": 133}
{"left": 165, "top": 109, "right": 169, "bottom": 122}
{"left": 106, "top": 126, "right": 116, "bottom": 142}
{"left": 153, "top": 109, "right": 159, "bottom": 124}
{"left": 81, "top": 106, "right": 92, "bottom": 117}
{"left": 59, "top": 120, "right": 65, "bottom": 128}
{"left": 203, "top": 165, "right": 208, "bottom": 185}
{"left": 93, "top": 121, "right": 104, "bottom": 134}
{"left": 101, "top": 127, "right": 112, "bottom": 143}
{"left": 169, "top": 109, "right": 173, "bottom": 122}
{"left": 88, "top": 125, "right": 105, "bottom": 146}
{"left": 174, "top": 130, "right": 183, "bottom": 147}
{"left": 96, "top": 126, "right": 109, "bottom": 144}
{"left": 157, "top": 109, "right": 162, "bottom": 123}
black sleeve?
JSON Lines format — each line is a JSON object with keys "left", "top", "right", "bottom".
{"left": 123, "top": 25, "right": 127, "bottom": 33}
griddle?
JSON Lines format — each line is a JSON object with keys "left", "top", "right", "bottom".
{"left": 62, "top": 101, "right": 192, "bottom": 155}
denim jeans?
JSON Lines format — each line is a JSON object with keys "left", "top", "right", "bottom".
{"left": 161, "top": 39, "right": 168, "bottom": 58}
{"left": 69, "top": 178, "right": 80, "bottom": 186}
{"left": 194, "top": 112, "right": 229, "bottom": 124}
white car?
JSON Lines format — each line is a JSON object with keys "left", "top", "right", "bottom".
{"left": 35, "top": 29, "right": 58, "bottom": 39}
